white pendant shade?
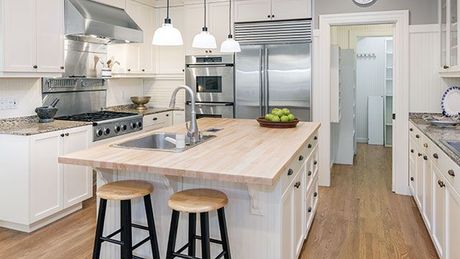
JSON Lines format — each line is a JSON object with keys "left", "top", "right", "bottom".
{"left": 152, "top": 23, "right": 183, "bottom": 46}
{"left": 220, "top": 37, "right": 241, "bottom": 53}
{"left": 192, "top": 31, "right": 217, "bottom": 49}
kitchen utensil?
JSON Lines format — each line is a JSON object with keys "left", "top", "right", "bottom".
{"left": 35, "top": 106, "right": 58, "bottom": 123}
{"left": 441, "top": 86, "right": 460, "bottom": 116}
{"left": 50, "top": 98, "right": 60, "bottom": 108}
{"left": 131, "top": 96, "right": 151, "bottom": 110}
{"left": 256, "top": 117, "right": 299, "bottom": 128}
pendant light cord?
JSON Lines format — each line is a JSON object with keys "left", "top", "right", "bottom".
{"left": 228, "top": 0, "right": 232, "bottom": 36}
{"left": 164, "top": 0, "right": 171, "bottom": 23}
{"left": 203, "top": 0, "right": 207, "bottom": 30}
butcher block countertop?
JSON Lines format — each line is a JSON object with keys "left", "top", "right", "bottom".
{"left": 59, "top": 118, "right": 320, "bottom": 186}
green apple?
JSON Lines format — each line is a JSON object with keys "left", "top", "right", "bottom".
{"left": 282, "top": 108, "right": 290, "bottom": 115}
{"left": 271, "top": 115, "right": 281, "bottom": 122}
{"left": 280, "top": 115, "right": 289, "bottom": 122}
{"left": 287, "top": 114, "right": 295, "bottom": 121}
{"left": 271, "top": 108, "right": 280, "bottom": 114}
{"left": 265, "top": 114, "right": 272, "bottom": 120}
{"left": 274, "top": 110, "right": 284, "bottom": 117}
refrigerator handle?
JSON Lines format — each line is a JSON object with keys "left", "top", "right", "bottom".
{"left": 260, "top": 47, "right": 265, "bottom": 116}
{"left": 264, "top": 47, "right": 269, "bottom": 115}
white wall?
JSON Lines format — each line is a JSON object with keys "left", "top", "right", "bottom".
{"left": 143, "top": 78, "right": 185, "bottom": 108}
{"left": 0, "top": 79, "right": 41, "bottom": 119}
{"left": 105, "top": 79, "right": 144, "bottom": 107}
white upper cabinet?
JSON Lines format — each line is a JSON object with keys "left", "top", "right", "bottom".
{"left": 439, "top": 0, "right": 460, "bottom": 76}
{"left": 92, "top": 0, "right": 126, "bottom": 9}
{"left": 234, "top": 0, "right": 311, "bottom": 23}
{"left": 0, "top": 0, "right": 64, "bottom": 76}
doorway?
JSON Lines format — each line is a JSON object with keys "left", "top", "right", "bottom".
{"left": 315, "top": 11, "right": 410, "bottom": 195}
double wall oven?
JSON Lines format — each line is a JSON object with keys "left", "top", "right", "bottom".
{"left": 185, "top": 55, "right": 235, "bottom": 120}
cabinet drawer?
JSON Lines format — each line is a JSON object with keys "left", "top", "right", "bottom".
{"left": 429, "top": 143, "right": 460, "bottom": 196}
{"left": 143, "top": 112, "right": 172, "bottom": 129}
{"left": 305, "top": 130, "right": 319, "bottom": 158}
{"left": 280, "top": 148, "right": 308, "bottom": 194}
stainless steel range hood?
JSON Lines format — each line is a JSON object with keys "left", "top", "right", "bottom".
{"left": 65, "top": 0, "right": 143, "bottom": 44}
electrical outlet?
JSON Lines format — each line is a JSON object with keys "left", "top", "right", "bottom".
{"left": 0, "top": 97, "right": 18, "bottom": 110}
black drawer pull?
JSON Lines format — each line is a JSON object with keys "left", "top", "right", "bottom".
{"left": 313, "top": 161, "right": 318, "bottom": 165}
{"left": 433, "top": 153, "right": 439, "bottom": 159}
{"left": 314, "top": 136, "right": 318, "bottom": 140}
{"left": 410, "top": 177, "right": 414, "bottom": 181}
{"left": 153, "top": 117, "right": 158, "bottom": 121}
{"left": 166, "top": 114, "right": 169, "bottom": 117}
{"left": 313, "top": 192, "right": 318, "bottom": 197}
{"left": 410, "top": 149, "right": 414, "bottom": 153}
{"left": 287, "top": 169, "right": 294, "bottom": 176}
{"left": 60, "top": 133, "right": 65, "bottom": 137}
{"left": 307, "top": 171, "right": 312, "bottom": 176}
{"left": 308, "top": 144, "right": 312, "bottom": 149}
{"left": 418, "top": 153, "right": 422, "bottom": 157}
{"left": 409, "top": 128, "right": 413, "bottom": 132}
{"left": 423, "top": 155, "right": 428, "bottom": 161}
{"left": 299, "top": 155, "right": 304, "bottom": 161}
{"left": 65, "top": 133, "right": 69, "bottom": 136}
{"left": 438, "top": 180, "right": 445, "bottom": 188}
{"left": 307, "top": 207, "right": 312, "bottom": 213}
{"left": 448, "top": 170, "right": 456, "bottom": 177}
{"left": 416, "top": 134, "right": 420, "bottom": 138}
{"left": 294, "top": 182, "right": 301, "bottom": 188}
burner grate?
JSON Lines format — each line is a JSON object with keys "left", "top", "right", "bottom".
{"left": 56, "top": 111, "right": 138, "bottom": 122}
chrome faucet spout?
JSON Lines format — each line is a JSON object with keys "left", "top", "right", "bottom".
{"left": 169, "top": 85, "right": 201, "bottom": 143}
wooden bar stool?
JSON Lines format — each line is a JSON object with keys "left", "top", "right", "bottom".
{"left": 93, "top": 180, "right": 160, "bottom": 259}
{"left": 166, "top": 188, "right": 231, "bottom": 259}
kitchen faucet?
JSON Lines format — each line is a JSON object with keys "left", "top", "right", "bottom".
{"left": 169, "top": 85, "right": 201, "bottom": 143}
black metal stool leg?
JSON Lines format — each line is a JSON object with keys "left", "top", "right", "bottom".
{"left": 217, "top": 208, "right": 231, "bottom": 259}
{"left": 200, "top": 212, "right": 211, "bottom": 259}
{"left": 120, "top": 200, "right": 133, "bottom": 259}
{"left": 166, "top": 210, "right": 180, "bottom": 259}
{"left": 144, "top": 195, "right": 160, "bottom": 259}
{"left": 188, "top": 213, "right": 197, "bottom": 256}
{"left": 93, "top": 199, "right": 107, "bottom": 259}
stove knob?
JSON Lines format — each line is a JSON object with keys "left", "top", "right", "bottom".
{"left": 104, "top": 128, "right": 111, "bottom": 135}
{"left": 96, "top": 129, "right": 103, "bottom": 137}
{"left": 122, "top": 124, "right": 128, "bottom": 131}
{"left": 130, "top": 122, "right": 137, "bottom": 129}
{"left": 137, "top": 121, "right": 143, "bottom": 128}
{"left": 114, "top": 125, "right": 121, "bottom": 133}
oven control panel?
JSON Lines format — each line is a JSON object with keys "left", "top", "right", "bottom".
{"left": 93, "top": 117, "right": 143, "bottom": 142}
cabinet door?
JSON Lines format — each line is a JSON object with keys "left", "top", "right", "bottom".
{"left": 293, "top": 172, "right": 304, "bottom": 257}
{"left": 271, "top": 0, "right": 311, "bottom": 20}
{"left": 441, "top": 0, "right": 448, "bottom": 69}
{"left": 36, "top": 0, "right": 64, "bottom": 73}
{"left": 446, "top": 186, "right": 460, "bottom": 259}
{"left": 281, "top": 183, "right": 294, "bottom": 259}
{"left": 92, "top": 0, "right": 125, "bottom": 9}
{"left": 234, "top": 0, "right": 271, "bottom": 22}
{"left": 449, "top": 0, "right": 458, "bottom": 68}
{"left": 409, "top": 140, "right": 416, "bottom": 195}
{"left": 62, "top": 127, "right": 92, "bottom": 208}
{"left": 2, "top": 0, "right": 36, "bottom": 72}
{"left": 433, "top": 165, "right": 446, "bottom": 258}
{"left": 30, "top": 132, "right": 63, "bottom": 222}
{"left": 415, "top": 152, "right": 424, "bottom": 208}
{"left": 209, "top": 2, "right": 230, "bottom": 55}
{"left": 422, "top": 154, "right": 433, "bottom": 231}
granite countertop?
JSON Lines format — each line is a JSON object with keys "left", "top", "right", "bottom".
{"left": 409, "top": 113, "right": 460, "bottom": 166}
{"left": 0, "top": 116, "right": 92, "bottom": 136}
{"left": 105, "top": 104, "right": 184, "bottom": 115}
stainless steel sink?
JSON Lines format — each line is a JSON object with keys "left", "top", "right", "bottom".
{"left": 441, "top": 140, "right": 460, "bottom": 156}
{"left": 112, "top": 132, "right": 215, "bottom": 152}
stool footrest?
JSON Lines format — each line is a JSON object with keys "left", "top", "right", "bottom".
{"left": 106, "top": 228, "right": 122, "bottom": 239}
{"left": 132, "top": 223, "right": 149, "bottom": 231}
{"left": 172, "top": 236, "right": 227, "bottom": 259}
{"left": 100, "top": 236, "right": 124, "bottom": 246}
{"left": 132, "top": 236, "right": 151, "bottom": 250}
{"left": 195, "top": 235, "right": 223, "bottom": 245}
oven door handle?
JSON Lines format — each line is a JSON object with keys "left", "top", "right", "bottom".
{"left": 186, "top": 101, "right": 234, "bottom": 106}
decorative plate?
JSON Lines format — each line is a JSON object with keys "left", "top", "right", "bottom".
{"left": 256, "top": 117, "right": 299, "bottom": 128}
{"left": 441, "top": 86, "right": 460, "bottom": 117}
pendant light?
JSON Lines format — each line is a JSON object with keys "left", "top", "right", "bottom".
{"left": 192, "top": 0, "right": 217, "bottom": 49}
{"left": 220, "top": 0, "right": 241, "bottom": 52}
{"left": 152, "top": 0, "right": 183, "bottom": 46}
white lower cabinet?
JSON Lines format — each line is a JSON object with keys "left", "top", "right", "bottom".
{"left": 409, "top": 121, "right": 460, "bottom": 259}
{"left": 143, "top": 112, "right": 173, "bottom": 131}
{"left": 0, "top": 126, "right": 92, "bottom": 232}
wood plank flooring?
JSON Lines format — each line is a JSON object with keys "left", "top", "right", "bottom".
{"left": 0, "top": 144, "right": 438, "bottom": 259}
{"left": 300, "top": 144, "right": 438, "bottom": 259}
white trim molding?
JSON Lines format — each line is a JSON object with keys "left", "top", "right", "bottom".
{"left": 316, "top": 10, "right": 410, "bottom": 195}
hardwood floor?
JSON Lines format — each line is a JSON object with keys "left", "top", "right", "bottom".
{"left": 300, "top": 144, "right": 438, "bottom": 259}
{"left": 0, "top": 144, "right": 437, "bottom": 259}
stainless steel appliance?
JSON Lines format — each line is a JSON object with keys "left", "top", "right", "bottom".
{"left": 64, "top": 40, "right": 108, "bottom": 78}
{"left": 234, "top": 19, "right": 312, "bottom": 121}
{"left": 185, "top": 55, "right": 235, "bottom": 120}
{"left": 42, "top": 78, "right": 143, "bottom": 141}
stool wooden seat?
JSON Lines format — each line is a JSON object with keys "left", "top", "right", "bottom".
{"left": 168, "top": 188, "right": 228, "bottom": 213}
{"left": 166, "top": 188, "right": 231, "bottom": 259}
{"left": 96, "top": 180, "right": 153, "bottom": 200}
{"left": 93, "top": 180, "right": 160, "bottom": 259}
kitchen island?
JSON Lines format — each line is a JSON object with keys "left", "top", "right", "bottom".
{"left": 59, "top": 118, "right": 320, "bottom": 259}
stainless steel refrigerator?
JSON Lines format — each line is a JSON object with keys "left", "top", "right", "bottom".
{"left": 235, "top": 43, "right": 311, "bottom": 121}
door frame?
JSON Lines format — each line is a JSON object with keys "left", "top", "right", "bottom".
{"left": 315, "top": 10, "right": 410, "bottom": 195}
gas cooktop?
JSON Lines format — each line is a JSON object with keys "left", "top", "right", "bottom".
{"left": 55, "top": 111, "right": 138, "bottom": 122}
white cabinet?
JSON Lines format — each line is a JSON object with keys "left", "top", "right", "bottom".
{"left": 234, "top": 0, "right": 311, "bottom": 22}
{"left": 439, "top": 0, "right": 460, "bottom": 76}
{"left": 330, "top": 45, "right": 342, "bottom": 123}
{"left": 184, "top": 2, "right": 229, "bottom": 55}
{"left": 143, "top": 112, "right": 173, "bottom": 131}
{"left": 433, "top": 165, "right": 446, "bottom": 257}
{"left": 0, "top": 0, "right": 64, "bottom": 76}
{"left": 92, "top": 0, "right": 126, "bottom": 9}
{"left": 446, "top": 185, "right": 460, "bottom": 259}
{"left": 281, "top": 180, "right": 294, "bottom": 259}
{"left": 0, "top": 126, "right": 92, "bottom": 232}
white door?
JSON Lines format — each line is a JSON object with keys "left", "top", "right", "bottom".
{"left": 271, "top": 0, "right": 311, "bottom": 20}
{"left": 36, "top": 0, "right": 64, "bottom": 73}
{"left": 446, "top": 185, "right": 460, "bottom": 259}
{"left": 208, "top": 1, "right": 230, "bottom": 55}
{"left": 409, "top": 140, "right": 416, "bottom": 195}
{"left": 281, "top": 183, "right": 294, "bottom": 259}
{"left": 2, "top": 0, "right": 36, "bottom": 72}
{"left": 30, "top": 132, "right": 63, "bottom": 222}
{"left": 293, "top": 171, "right": 305, "bottom": 257}
{"left": 415, "top": 152, "right": 424, "bottom": 208}
{"left": 62, "top": 127, "right": 92, "bottom": 208}
{"left": 422, "top": 154, "right": 433, "bottom": 231}
{"left": 433, "top": 165, "right": 446, "bottom": 257}
{"left": 234, "top": 0, "right": 271, "bottom": 22}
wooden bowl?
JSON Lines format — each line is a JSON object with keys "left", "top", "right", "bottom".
{"left": 256, "top": 117, "right": 299, "bottom": 128}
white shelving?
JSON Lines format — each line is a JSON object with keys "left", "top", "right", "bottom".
{"left": 384, "top": 38, "right": 393, "bottom": 147}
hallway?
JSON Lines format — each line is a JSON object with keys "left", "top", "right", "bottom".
{"left": 300, "top": 144, "right": 438, "bottom": 259}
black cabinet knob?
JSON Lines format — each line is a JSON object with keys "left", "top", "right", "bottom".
{"left": 410, "top": 149, "right": 414, "bottom": 153}
{"left": 142, "top": 69, "right": 145, "bottom": 72}
{"left": 448, "top": 170, "right": 456, "bottom": 177}
{"left": 314, "top": 136, "right": 318, "bottom": 140}
{"left": 444, "top": 65, "right": 450, "bottom": 69}
{"left": 416, "top": 134, "right": 420, "bottom": 138}
{"left": 60, "top": 133, "right": 65, "bottom": 137}
{"left": 267, "top": 14, "right": 271, "bottom": 18}
{"left": 313, "top": 161, "right": 318, "bottom": 165}
{"left": 299, "top": 155, "right": 304, "bottom": 161}
{"left": 438, "top": 180, "right": 445, "bottom": 188}
{"left": 433, "top": 153, "right": 439, "bottom": 159}
{"left": 307, "top": 207, "right": 312, "bottom": 213}
{"left": 308, "top": 144, "right": 312, "bottom": 149}
{"left": 60, "top": 66, "right": 64, "bottom": 70}
{"left": 166, "top": 114, "right": 169, "bottom": 117}
{"left": 287, "top": 169, "right": 293, "bottom": 176}
{"left": 313, "top": 192, "right": 318, "bottom": 197}
{"left": 271, "top": 14, "right": 275, "bottom": 18}
{"left": 410, "top": 177, "right": 414, "bottom": 181}
{"left": 418, "top": 153, "right": 422, "bottom": 157}
{"left": 127, "top": 69, "right": 131, "bottom": 72}
{"left": 294, "top": 182, "right": 301, "bottom": 188}
{"left": 65, "top": 133, "right": 69, "bottom": 136}
{"left": 33, "top": 65, "right": 38, "bottom": 69}
{"left": 423, "top": 155, "right": 428, "bottom": 161}
{"left": 153, "top": 117, "right": 158, "bottom": 121}
{"left": 409, "top": 128, "right": 413, "bottom": 132}
{"left": 307, "top": 171, "right": 312, "bottom": 176}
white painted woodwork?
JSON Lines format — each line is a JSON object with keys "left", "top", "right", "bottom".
{"left": 0, "top": 0, "right": 64, "bottom": 76}
{"left": 270, "top": 0, "right": 311, "bottom": 20}
{"left": 0, "top": 126, "right": 92, "bottom": 232}
{"left": 330, "top": 45, "right": 341, "bottom": 123}
{"left": 367, "top": 96, "right": 384, "bottom": 145}
{"left": 142, "top": 111, "right": 173, "bottom": 131}
{"left": 234, "top": 0, "right": 271, "bottom": 22}
{"left": 135, "top": 0, "right": 155, "bottom": 7}
{"left": 409, "top": 121, "right": 460, "bottom": 259}
{"left": 92, "top": 0, "right": 126, "bottom": 9}
{"left": 438, "top": 0, "right": 460, "bottom": 76}
{"left": 94, "top": 137, "right": 319, "bottom": 259}
{"left": 234, "top": 0, "right": 311, "bottom": 22}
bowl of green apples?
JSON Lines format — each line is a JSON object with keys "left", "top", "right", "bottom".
{"left": 257, "top": 108, "right": 299, "bottom": 128}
